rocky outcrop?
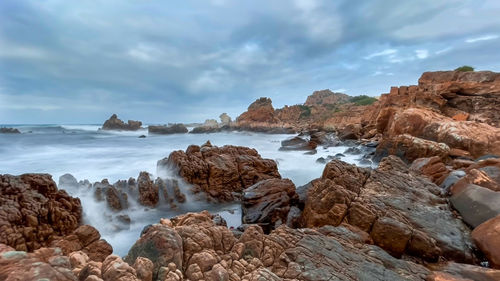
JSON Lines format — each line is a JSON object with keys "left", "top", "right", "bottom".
{"left": 122, "top": 211, "right": 432, "bottom": 280}
{"left": 148, "top": 124, "right": 188, "bottom": 135}
{"left": 137, "top": 172, "right": 159, "bottom": 207}
{"left": 304, "top": 89, "right": 350, "bottom": 106}
{"left": 374, "top": 133, "right": 450, "bottom": 163}
{"left": 50, "top": 225, "right": 113, "bottom": 263}
{"left": 300, "top": 157, "right": 475, "bottom": 263}
{"left": 0, "top": 174, "right": 82, "bottom": 252}
{"left": 157, "top": 142, "right": 281, "bottom": 201}
{"left": 0, "top": 127, "right": 20, "bottom": 134}
{"left": 242, "top": 178, "right": 298, "bottom": 231}
{"left": 428, "top": 262, "right": 500, "bottom": 281}
{"left": 101, "top": 114, "right": 142, "bottom": 131}
{"left": 219, "top": 113, "right": 232, "bottom": 125}
{"left": 410, "top": 156, "right": 450, "bottom": 185}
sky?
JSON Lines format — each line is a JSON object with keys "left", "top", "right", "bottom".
{"left": 1, "top": 0, "right": 500, "bottom": 124}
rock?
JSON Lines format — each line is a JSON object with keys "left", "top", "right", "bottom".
{"left": 338, "top": 124, "right": 362, "bottom": 140}
{"left": 105, "top": 185, "right": 128, "bottom": 211}
{"left": 242, "top": 178, "right": 298, "bottom": 232}
{"left": 374, "top": 134, "right": 450, "bottom": 163}
{"left": 148, "top": 124, "right": 188, "bottom": 135}
{"left": 101, "top": 114, "right": 142, "bottom": 131}
{"left": 453, "top": 158, "right": 500, "bottom": 192}
{"left": 219, "top": 113, "right": 232, "bottom": 125}
{"left": 138, "top": 135, "right": 146, "bottom": 138}
{"left": 304, "top": 89, "right": 350, "bottom": 106}
{"left": 450, "top": 183, "right": 500, "bottom": 228}
{"left": 0, "top": 127, "right": 21, "bottom": 134}
{"left": 132, "top": 257, "right": 154, "bottom": 281}
{"left": 51, "top": 225, "right": 112, "bottom": 262}
{"left": 301, "top": 157, "right": 475, "bottom": 263}
{"left": 137, "top": 172, "right": 159, "bottom": 207}
{"left": 0, "top": 174, "right": 82, "bottom": 251}
{"left": 59, "top": 173, "right": 79, "bottom": 187}
{"left": 471, "top": 214, "right": 500, "bottom": 269}
{"left": 0, "top": 246, "right": 77, "bottom": 281}
{"left": 124, "top": 224, "right": 183, "bottom": 280}
{"left": 158, "top": 144, "right": 281, "bottom": 201}
{"left": 440, "top": 170, "right": 466, "bottom": 193}
{"left": 279, "top": 136, "right": 317, "bottom": 151}
{"left": 410, "top": 156, "right": 450, "bottom": 185}
{"left": 237, "top": 97, "right": 278, "bottom": 124}
{"left": 428, "top": 262, "right": 500, "bottom": 281}
{"left": 102, "top": 255, "right": 139, "bottom": 281}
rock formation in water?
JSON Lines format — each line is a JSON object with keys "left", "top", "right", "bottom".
{"left": 158, "top": 141, "right": 281, "bottom": 201}
{"left": 148, "top": 124, "right": 188, "bottom": 134}
{"left": 0, "top": 127, "right": 21, "bottom": 134}
{"left": 101, "top": 114, "right": 142, "bottom": 131}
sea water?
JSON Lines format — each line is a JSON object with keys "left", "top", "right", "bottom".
{"left": 0, "top": 124, "right": 372, "bottom": 255}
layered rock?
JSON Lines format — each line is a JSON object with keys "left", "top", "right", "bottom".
{"left": 147, "top": 124, "right": 188, "bottom": 135}
{"left": 242, "top": 178, "right": 298, "bottom": 231}
{"left": 157, "top": 142, "right": 281, "bottom": 201}
{"left": 374, "top": 133, "right": 450, "bottom": 163}
{"left": 300, "top": 157, "right": 475, "bottom": 263}
{"left": 101, "top": 114, "right": 142, "bottom": 131}
{"left": 0, "top": 174, "right": 82, "bottom": 251}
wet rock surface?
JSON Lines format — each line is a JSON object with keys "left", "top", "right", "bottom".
{"left": 158, "top": 142, "right": 281, "bottom": 201}
{"left": 0, "top": 127, "right": 21, "bottom": 134}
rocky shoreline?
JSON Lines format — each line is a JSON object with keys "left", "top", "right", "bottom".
{"left": 1, "top": 70, "right": 500, "bottom": 280}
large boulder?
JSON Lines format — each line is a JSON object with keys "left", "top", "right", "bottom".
{"left": 0, "top": 174, "right": 82, "bottom": 251}
{"left": 410, "top": 156, "right": 450, "bottom": 185}
{"left": 242, "top": 178, "right": 298, "bottom": 231}
{"left": 101, "top": 114, "right": 142, "bottom": 131}
{"left": 148, "top": 124, "right": 188, "bottom": 135}
{"left": 157, "top": 143, "right": 281, "bottom": 201}
{"left": 450, "top": 183, "right": 500, "bottom": 228}
{"left": 304, "top": 89, "right": 350, "bottom": 106}
{"left": 471, "top": 214, "right": 500, "bottom": 269}
{"left": 374, "top": 134, "right": 450, "bottom": 163}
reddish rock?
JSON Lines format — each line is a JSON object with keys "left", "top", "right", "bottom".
{"left": 374, "top": 133, "right": 450, "bottom": 163}
{"left": 0, "top": 174, "right": 82, "bottom": 252}
{"left": 410, "top": 156, "right": 450, "bottom": 185}
{"left": 137, "top": 172, "right": 159, "bottom": 207}
{"left": 158, "top": 143, "right": 281, "bottom": 201}
{"left": 428, "top": 262, "right": 500, "bottom": 281}
{"left": 471, "top": 214, "right": 500, "bottom": 269}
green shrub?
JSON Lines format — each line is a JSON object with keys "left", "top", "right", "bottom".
{"left": 349, "top": 95, "right": 377, "bottom": 106}
{"left": 455, "top": 65, "right": 474, "bottom": 72}
{"left": 298, "top": 105, "right": 311, "bottom": 119}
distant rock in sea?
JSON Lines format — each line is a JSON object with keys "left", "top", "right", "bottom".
{"left": 148, "top": 123, "right": 188, "bottom": 135}
{"left": 0, "top": 127, "right": 20, "bottom": 134}
{"left": 101, "top": 114, "right": 142, "bottom": 131}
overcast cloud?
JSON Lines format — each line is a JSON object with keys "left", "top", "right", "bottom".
{"left": 1, "top": 0, "right": 499, "bottom": 123}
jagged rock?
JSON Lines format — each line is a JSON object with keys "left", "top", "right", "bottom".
{"left": 148, "top": 124, "right": 188, "bottom": 135}
{"left": 137, "top": 172, "right": 159, "bottom": 207}
{"left": 123, "top": 211, "right": 431, "bottom": 280}
{"left": 279, "top": 136, "right": 317, "bottom": 151}
{"left": 410, "top": 156, "right": 450, "bottom": 185}
{"left": 51, "top": 225, "right": 113, "bottom": 263}
{"left": 304, "top": 89, "right": 350, "bottom": 106}
{"left": 158, "top": 144, "right": 281, "bottom": 201}
{"left": 242, "top": 178, "right": 298, "bottom": 232}
{"left": 301, "top": 157, "right": 475, "bottom": 263}
{"left": 101, "top": 114, "right": 142, "bottom": 131}
{"left": 0, "top": 127, "right": 21, "bottom": 134}
{"left": 0, "top": 174, "right": 82, "bottom": 251}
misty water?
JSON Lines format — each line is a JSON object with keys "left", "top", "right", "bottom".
{"left": 0, "top": 125, "right": 373, "bottom": 256}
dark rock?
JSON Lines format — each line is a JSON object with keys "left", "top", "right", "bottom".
{"left": 101, "top": 114, "right": 142, "bottom": 131}
{"left": 138, "top": 135, "right": 146, "bottom": 138}
{"left": 0, "top": 127, "right": 20, "bottom": 134}
{"left": 148, "top": 124, "right": 188, "bottom": 135}
{"left": 450, "top": 183, "right": 500, "bottom": 228}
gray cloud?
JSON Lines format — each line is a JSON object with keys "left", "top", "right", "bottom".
{"left": 1, "top": 0, "right": 500, "bottom": 123}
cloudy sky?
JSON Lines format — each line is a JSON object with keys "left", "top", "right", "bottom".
{"left": 1, "top": 0, "right": 499, "bottom": 124}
